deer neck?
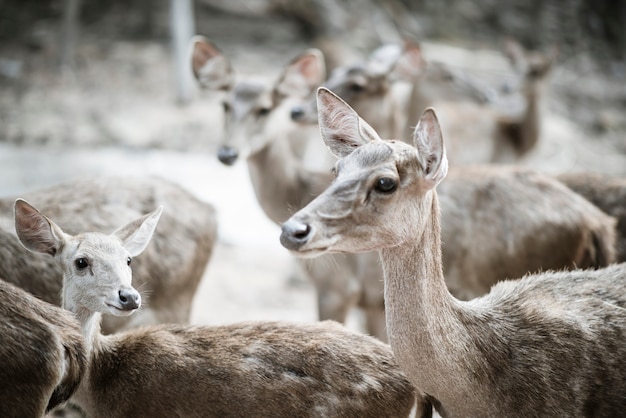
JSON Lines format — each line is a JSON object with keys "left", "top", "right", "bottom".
{"left": 380, "top": 191, "right": 476, "bottom": 393}
{"left": 247, "top": 136, "right": 329, "bottom": 224}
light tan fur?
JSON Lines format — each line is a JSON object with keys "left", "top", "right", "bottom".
{"left": 280, "top": 88, "right": 626, "bottom": 416}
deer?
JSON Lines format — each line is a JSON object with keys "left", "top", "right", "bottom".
{"left": 557, "top": 171, "right": 626, "bottom": 263}
{"left": 191, "top": 35, "right": 389, "bottom": 341}
{"left": 14, "top": 198, "right": 423, "bottom": 418}
{"left": 0, "top": 278, "right": 85, "bottom": 418}
{"left": 191, "top": 36, "right": 616, "bottom": 337}
{"left": 291, "top": 39, "right": 556, "bottom": 165}
{"left": 280, "top": 88, "right": 626, "bottom": 417}
{"left": 0, "top": 175, "right": 217, "bottom": 335}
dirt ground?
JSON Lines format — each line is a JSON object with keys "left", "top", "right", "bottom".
{"left": 0, "top": 3, "right": 625, "bottom": 335}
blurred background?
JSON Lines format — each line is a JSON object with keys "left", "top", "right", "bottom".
{"left": 0, "top": 0, "right": 625, "bottom": 329}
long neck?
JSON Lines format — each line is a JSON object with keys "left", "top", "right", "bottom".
{"left": 381, "top": 191, "right": 475, "bottom": 392}
{"left": 247, "top": 138, "right": 331, "bottom": 225}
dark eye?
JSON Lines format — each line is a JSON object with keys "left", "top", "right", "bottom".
{"left": 256, "top": 107, "right": 270, "bottom": 117}
{"left": 75, "top": 258, "right": 89, "bottom": 270}
{"left": 222, "top": 102, "right": 231, "bottom": 113}
{"left": 375, "top": 177, "right": 397, "bottom": 193}
{"left": 349, "top": 83, "right": 364, "bottom": 93}
{"left": 127, "top": 257, "right": 132, "bottom": 266}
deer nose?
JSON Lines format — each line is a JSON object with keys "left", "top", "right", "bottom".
{"left": 217, "top": 146, "right": 239, "bottom": 166}
{"left": 290, "top": 105, "right": 306, "bottom": 121}
{"left": 118, "top": 289, "right": 141, "bottom": 311}
{"left": 280, "top": 219, "right": 312, "bottom": 250}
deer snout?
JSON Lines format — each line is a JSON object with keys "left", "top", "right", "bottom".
{"left": 118, "top": 288, "right": 141, "bottom": 311}
{"left": 290, "top": 105, "right": 306, "bottom": 121}
{"left": 280, "top": 219, "right": 312, "bottom": 251}
{"left": 217, "top": 146, "right": 239, "bottom": 166}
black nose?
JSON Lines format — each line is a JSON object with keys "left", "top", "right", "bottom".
{"left": 118, "top": 289, "right": 141, "bottom": 311}
{"left": 290, "top": 106, "right": 305, "bottom": 121}
{"left": 218, "top": 146, "right": 239, "bottom": 166}
{"left": 280, "top": 219, "right": 312, "bottom": 250}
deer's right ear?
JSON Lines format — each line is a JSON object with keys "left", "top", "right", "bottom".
{"left": 14, "top": 199, "right": 66, "bottom": 256}
{"left": 190, "top": 35, "right": 234, "bottom": 91}
{"left": 274, "top": 48, "right": 326, "bottom": 99}
{"left": 317, "top": 87, "right": 381, "bottom": 159}
{"left": 412, "top": 108, "right": 448, "bottom": 188}
{"left": 391, "top": 40, "right": 425, "bottom": 82}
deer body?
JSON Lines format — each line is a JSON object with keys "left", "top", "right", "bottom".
{"left": 557, "top": 171, "right": 626, "bottom": 263}
{"left": 15, "top": 200, "right": 420, "bottom": 418}
{"left": 280, "top": 88, "right": 626, "bottom": 416}
{"left": 0, "top": 176, "right": 217, "bottom": 334}
{"left": 0, "top": 279, "right": 85, "bottom": 418}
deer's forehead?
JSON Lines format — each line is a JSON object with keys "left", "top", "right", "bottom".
{"left": 338, "top": 141, "right": 413, "bottom": 173}
{"left": 68, "top": 234, "right": 127, "bottom": 259}
{"left": 233, "top": 82, "right": 270, "bottom": 102}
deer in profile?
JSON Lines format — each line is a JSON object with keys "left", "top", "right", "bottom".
{"left": 0, "top": 278, "right": 85, "bottom": 418}
{"left": 280, "top": 88, "right": 626, "bottom": 417}
{"left": 191, "top": 36, "right": 388, "bottom": 341}
{"left": 14, "top": 199, "right": 422, "bottom": 418}
{"left": 0, "top": 176, "right": 217, "bottom": 335}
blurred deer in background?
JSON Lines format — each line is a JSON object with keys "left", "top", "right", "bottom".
{"left": 15, "top": 199, "right": 422, "bottom": 418}
{"left": 291, "top": 38, "right": 557, "bottom": 165}
{"left": 0, "top": 176, "right": 217, "bottom": 334}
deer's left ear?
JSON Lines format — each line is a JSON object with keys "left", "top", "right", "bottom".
{"left": 274, "top": 48, "right": 326, "bottom": 100}
{"left": 316, "top": 87, "right": 381, "bottom": 159}
{"left": 412, "top": 108, "right": 448, "bottom": 188}
{"left": 112, "top": 206, "right": 163, "bottom": 257}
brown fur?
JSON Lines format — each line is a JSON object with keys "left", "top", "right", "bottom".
{"left": 557, "top": 171, "right": 626, "bottom": 263}
{"left": 281, "top": 89, "right": 626, "bottom": 416}
{"left": 0, "top": 278, "right": 85, "bottom": 417}
{"left": 0, "top": 175, "right": 217, "bottom": 334}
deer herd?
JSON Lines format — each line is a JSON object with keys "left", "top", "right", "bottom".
{"left": 0, "top": 33, "right": 624, "bottom": 418}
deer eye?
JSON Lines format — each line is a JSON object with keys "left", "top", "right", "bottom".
{"left": 256, "top": 107, "right": 270, "bottom": 117}
{"left": 375, "top": 177, "right": 397, "bottom": 193}
{"left": 127, "top": 257, "right": 132, "bottom": 266}
{"left": 222, "top": 102, "right": 231, "bottom": 113}
{"left": 349, "top": 83, "right": 364, "bottom": 93}
{"left": 75, "top": 258, "right": 89, "bottom": 270}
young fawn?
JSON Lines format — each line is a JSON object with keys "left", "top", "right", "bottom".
{"left": 280, "top": 88, "right": 626, "bottom": 417}
{"left": 0, "top": 176, "right": 216, "bottom": 334}
{"left": 15, "top": 199, "right": 421, "bottom": 418}
{"left": 0, "top": 279, "right": 85, "bottom": 418}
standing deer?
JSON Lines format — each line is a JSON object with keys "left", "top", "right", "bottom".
{"left": 280, "top": 88, "right": 626, "bottom": 417}
{"left": 14, "top": 199, "right": 422, "bottom": 418}
{"left": 0, "top": 176, "right": 216, "bottom": 334}
{"left": 0, "top": 278, "right": 85, "bottom": 418}
{"left": 191, "top": 36, "right": 388, "bottom": 341}
{"left": 191, "top": 36, "right": 615, "bottom": 338}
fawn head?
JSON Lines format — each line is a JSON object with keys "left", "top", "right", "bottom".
{"left": 191, "top": 36, "right": 325, "bottom": 165}
{"left": 14, "top": 199, "right": 162, "bottom": 317}
{"left": 281, "top": 87, "right": 447, "bottom": 257}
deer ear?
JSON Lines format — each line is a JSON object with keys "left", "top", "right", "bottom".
{"left": 316, "top": 87, "right": 381, "bottom": 159}
{"left": 391, "top": 40, "right": 426, "bottom": 81}
{"left": 412, "top": 108, "right": 448, "bottom": 188}
{"left": 366, "top": 43, "right": 403, "bottom": 76}
{"left": 275, "top": 48, "right": 326, "bottom": 99}
{"left": 190, "top": 35, "right": 234, "bottom": 90}
{"left": 112, "top": 206, "right": 163, "bottom": 257}
{"left": 14, "top": 199, "right": 66, "bottom": 256}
